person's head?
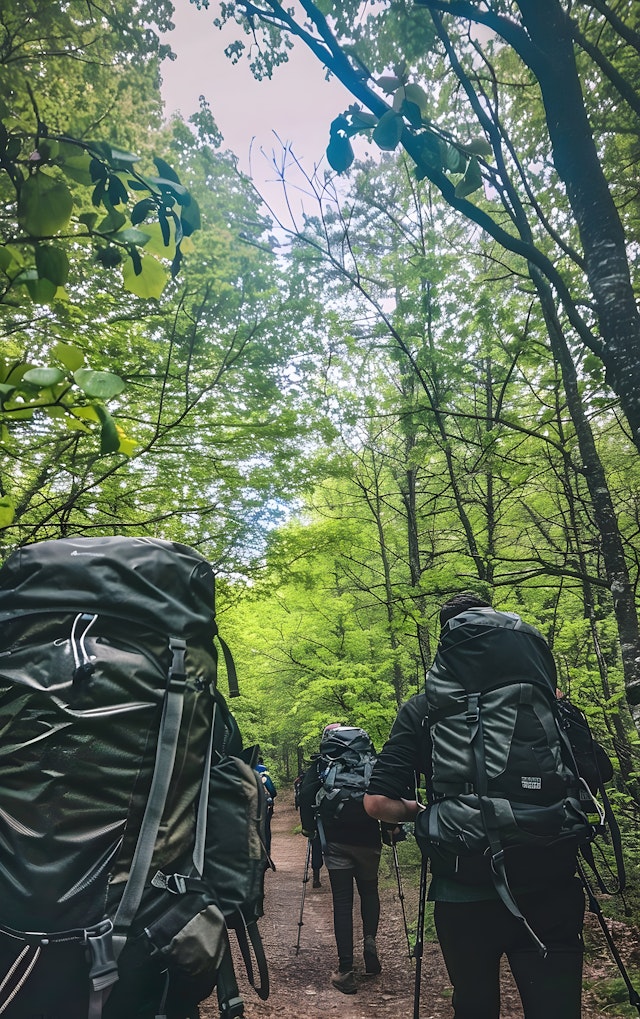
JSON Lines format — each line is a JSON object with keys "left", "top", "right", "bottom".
{"left": 439, "top": 591, "right": 491, "bottom": 629}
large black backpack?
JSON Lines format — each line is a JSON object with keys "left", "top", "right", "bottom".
{"left": 314, "top": 726, "right": 377, "bottom": 843}
{"left": 0, "top": 536, "right": 270, "bottom": 1019}
{"left": 415, "top": 607, "right": 597, "bottom": 953}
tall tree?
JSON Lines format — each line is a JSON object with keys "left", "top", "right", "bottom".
{"left": 207, "top": 0, "right": 640, "bottom": 725}
{"left": 208, "top": 0, "right": 640, "bottom": 444}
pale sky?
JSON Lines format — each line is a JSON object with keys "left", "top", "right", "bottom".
{"left": 160, "top": 0, "right": 356, "bottom": 214}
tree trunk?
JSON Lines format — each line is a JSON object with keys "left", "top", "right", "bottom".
{"left": 517, "top": 0, "right": 640, "bottom": 449}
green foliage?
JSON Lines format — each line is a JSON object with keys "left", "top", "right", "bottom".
{"left": 1, "top": 124, "right": 201, "bottom": 305}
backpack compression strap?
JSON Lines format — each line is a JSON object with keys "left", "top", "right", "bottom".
{"left": 466, "top": 690, "right": 549, "bottom": 957}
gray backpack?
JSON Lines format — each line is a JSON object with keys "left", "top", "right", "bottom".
{"left": 0, "top": 536, "right": 269, "bottom": 1019}
{"left": 415, "top": 607, "right": 595, "bottom": 953}
{"left": 314, "top": 726, "right": 377, "bottom": 833}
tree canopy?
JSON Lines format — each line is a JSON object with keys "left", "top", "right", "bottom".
{"left": 2, "top": 1, "right": 639, "bottom": 884}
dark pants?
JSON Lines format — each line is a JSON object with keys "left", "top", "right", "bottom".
{"left": 311, "top": 833, "right": 323, "bottom": 872}
{"left": 325, "top": 843, "right": 381, "bottom": 971}
{"left": 434, "top": 877, "right": 585, "bottom": 1019}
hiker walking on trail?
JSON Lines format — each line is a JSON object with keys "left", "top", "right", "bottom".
{"left": 296, "top": 768, "right": 324, "bottom": 887}
{"left": 298, "top": 723, "right": 383, "bottom": 995}
{"left": 256, "top": 756, "right": 277, "bottom": 861}
{"left": 364, "top": 592, "right": 588, "bottom": 1019}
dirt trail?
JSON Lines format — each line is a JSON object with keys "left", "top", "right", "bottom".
{"left": 201, "top": 793, "right": 634, "bottom": 1019}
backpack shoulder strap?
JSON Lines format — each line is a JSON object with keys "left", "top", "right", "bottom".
{"left": 113, "top": 638, "right": 189, "bottom": 945}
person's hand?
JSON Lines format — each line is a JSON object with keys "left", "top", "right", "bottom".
{"left": 382, "top": 823, "right": 406, "bottom": 845}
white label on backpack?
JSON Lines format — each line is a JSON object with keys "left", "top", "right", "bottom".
{"left": 521, "top": 776, "right": 542, "bottom": 790}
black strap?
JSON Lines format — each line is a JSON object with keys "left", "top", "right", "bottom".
{"left": 217, "top": 635, "right": 239, "bottom": 698}
{"left": 467, "top": 691, "right": 548, "bottom": 957}
{"left": 316, "top": 813, "right": 328, "bottom": 855}
{"left": 233, "top": 916, "right": 269, "bottom": 1001}
{"left": 215, "top": 935, "right": 245, "bottom": 1018}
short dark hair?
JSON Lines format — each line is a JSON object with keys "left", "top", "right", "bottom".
{"left": 439, "top": 591, "right": 491, "bottom": 628}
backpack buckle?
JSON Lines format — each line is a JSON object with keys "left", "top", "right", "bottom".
{"left": 465, "top": 694, "right": 480, "bottom": 724}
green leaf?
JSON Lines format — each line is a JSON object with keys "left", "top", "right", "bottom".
{"left": 86, "top": 141, "right": 113, "bottom": 162}
{"left": 329, "top": 115, "right": 350, "bottom": 138}
{"left": 372, "top": 110, "right": 404, "bottom": 151}
{"left": 96, "top": 207, "right": 127, "bottom": 233}
{"left": 131, "top": 198, "right": 156, "bottom": 225}
{"left": 413, "top": 131, "right": 442, "bottom": 177}
{"left": 110, "top": 147, "right": 139, "bottom": 167}
{"left": 17, "top": 172, "right": 73, "bottom": 236}
{"left": 153, "top": 157, "right": 181, "bottom": 184}
{"left": 95, "top": 246, "right": 122, "bottom": 268}
{"left": 0, "top": 496, "right": 15, "bottom": 528}
{"left": 376, "top": 76, "right": 403, "bottom": 94}
{"left": 0, "top": 246, "right": 18, "bottom": 273}
{"left": 122, "top": 253, "right": 167, "bottom": 298}
{"left": 444, "top": 144, "right": 467, "bottom": 174}
{"left": 147, "top": 176, "right": 189, "bottom": 201}
{"left": 326, "top": 134, "right": 354, "bottom": 173}
{"left": 400, "top": 99, "right": 422, "bottom": 129}
{"left": 35, "top": 244, "right": 69, "bottom": 286}
{"left": 180, "top": 197, "right": 201, "bottom": 237}
{"left": 73, "top": 368, "right": 126, "bottom": 400}
{"left": 133, "top": 222, "right": 175, "bottom": 259}
{"left": 53, "top": 342, "right": 84, "bottom": 371}
{"left": 95, "top": 404, "right": 120, "bottom": 455}
{"left": 22, "top": 367, "right": 66, "bottom": 387}
{"left": 454, "top": 155, "right": 483, "bottom": 198}
{"left": 403, "top": 83, "right": 429, "bottom": 116}
{"left": 463, "top": 137, "right": 493, "bottom": 157}
{"left": 348, "top": 109, "right": 378, "bottom": 130}
{"left": 25, "top": 276, "right": 58, "bottom": 304}
{"left": 56, "top": 142, "right": 94, "bottom": 185}
{"left": 72, "top": 405, "right": 100, "bottom": 423}
{"left": 115, "top": 227, "right": 150, "bottom": 246}
{"left": 78, "top": 212, "right": 98, "bottom": 230}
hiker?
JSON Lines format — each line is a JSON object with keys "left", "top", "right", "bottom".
{"left": 296, "top": 765, "right": 324, "bottom": 886}
{"left": 364, "top": 592, "right": 587, "bottom": 1019}
{"left": 256, "top": 756, "right": 277, "bottom": 860}
{"left": 298, "top": 722, "right": 383, "bottom": 995}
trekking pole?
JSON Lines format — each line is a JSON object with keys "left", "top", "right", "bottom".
{"left": 295, "top": 837, "right": 312, "bottom": 955}
{"left": 578, "top": 859, "right": 640, "bottom": 1015}
{"left": 413, "top": 853, "right": 428, "bottom": 1019}
{"left": 391, "top": 842, "right": 412, "bottom": 959}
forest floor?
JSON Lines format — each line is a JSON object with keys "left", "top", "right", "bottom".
{"left": 201, "top": 793, "right": 640, "bottom": 1019}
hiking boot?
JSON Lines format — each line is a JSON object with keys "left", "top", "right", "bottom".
{"left": 363, "top": 936, "right": 381, "bottom": 975}
{"left": 312, "top": 870, "right": 322, "bottom": 888}
{"left": 331, "top": 969, "right": 357, "bottom": 994}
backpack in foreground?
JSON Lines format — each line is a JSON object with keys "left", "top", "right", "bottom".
{"left": 415, "top": 607, "right": 597, "bottom": 953}
{"left": 314, "top": 725, "right": 377, "bottom": 839}
{"left": 0, "top": 536, "right": 270, "bottom": 1019}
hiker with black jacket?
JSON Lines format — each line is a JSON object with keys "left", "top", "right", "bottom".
{"left": 298, "top": 723, "right": 383, "bottom": 995}
{"left": 364, "top": 592, "right": 586, "bottom": 1019}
